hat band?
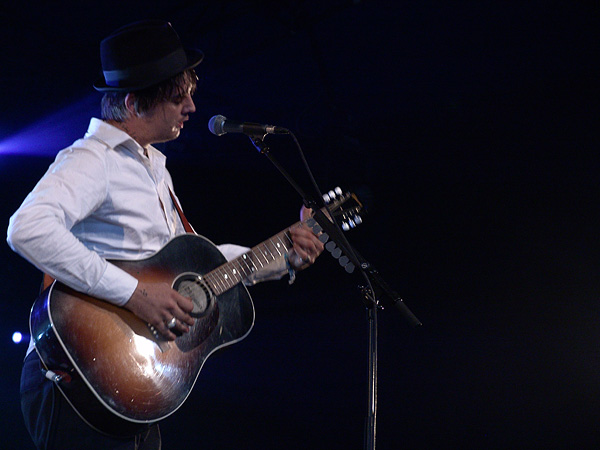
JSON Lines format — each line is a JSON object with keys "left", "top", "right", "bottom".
{"left": 103, "top": 48, "right": 188, "bottom": 88}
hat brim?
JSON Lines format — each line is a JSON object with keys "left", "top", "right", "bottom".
{"left": 93, "top": 48, "right": 204, "bottom": 92}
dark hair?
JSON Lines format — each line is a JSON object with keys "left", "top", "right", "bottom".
{"left": 101, "top": 69, "right": 198, "bottom": 121}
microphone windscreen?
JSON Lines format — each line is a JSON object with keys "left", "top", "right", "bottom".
{"left": 208, "top": 115, "right": 227, "bottom": 136}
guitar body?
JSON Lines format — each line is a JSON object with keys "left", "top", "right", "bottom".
{"left": 30, "top": 234, "right": 255, "bottom": 437}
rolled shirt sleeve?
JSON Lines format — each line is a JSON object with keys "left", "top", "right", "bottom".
{"left": 7, "top": 142, "right": 139, "bottom": 305}
{"left": 217, "top": 243, "right": 288, "bottom": 285}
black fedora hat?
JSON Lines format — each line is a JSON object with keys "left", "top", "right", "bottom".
{"left": 93, "top": 20, "right": 204, "bottom": 92}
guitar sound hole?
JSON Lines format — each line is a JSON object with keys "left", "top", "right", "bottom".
{"left": 173, "top": 273, "right": 214, "bottom": 318}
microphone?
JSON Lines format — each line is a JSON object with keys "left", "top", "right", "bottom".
{"left": 208, "top": 115, "right": 288, "bottom": 136}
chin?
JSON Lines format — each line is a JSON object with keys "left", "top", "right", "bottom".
{"left": 154, "top": 131, "right": 180, "bottom": 145}
{"left": 166, "top": 129, "right": 181, "bottom": 141}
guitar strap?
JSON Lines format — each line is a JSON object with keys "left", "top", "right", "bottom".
{"left": 168, "top": 188, "right": 195, "bottom": 234}
{"left": 40, "top": 273, "right": 54, "bottom": 293}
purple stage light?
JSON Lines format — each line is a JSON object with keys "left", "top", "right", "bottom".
{"left": 0, "top": 94, "right": 100, "bottom": 157}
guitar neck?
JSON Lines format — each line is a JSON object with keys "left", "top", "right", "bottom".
{"left": 199, "top": 190, "right": 361, "bottom": 296}
{"left": 201, "top": 223, "right": 299, "bottom": 295}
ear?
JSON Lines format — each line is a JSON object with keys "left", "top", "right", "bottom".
{"left": 124, "top": 93, "right": 137, "bottom": 115}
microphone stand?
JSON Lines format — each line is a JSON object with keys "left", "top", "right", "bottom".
{"left": 247, "top": 133, "right": 422, "bottom": 450}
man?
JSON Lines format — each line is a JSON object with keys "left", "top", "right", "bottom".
{"left": 7, "top": 20, "right": 323, "bottom": 450}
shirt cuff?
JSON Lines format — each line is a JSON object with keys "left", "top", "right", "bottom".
{"left": 90, "top": 262, "right": 139, "bottom": 306}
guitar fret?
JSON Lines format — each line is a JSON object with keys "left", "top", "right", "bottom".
{"left": 224, "top": 268, "right": 234, "bottom": 289}
{"left": 212, "top": 274, "right": 224, "bottom": 295}
{"left": 265, "top": 239, "right": 277, "bottom": 262}
{"left": 278, "top": 230, "right": 293, "bottom": 250}
{"left": 269, "top": 238, "right": 283, "bottom": 257}
{"left": 264, "top": 242, "right": 277, "bottom": 263}
{"left": 250, "top": 249, "right": 265, "bottom": 268}
{"left": 226, "top": 262, "right": 241, "bottom": 285}
{"left": 215, "top": 267, "right": 229, "bottom": 292}
{"left": 204, "top": 273, "right": 220, "bottom": 295}
{"left": 242, "top": 252, "right": 258, "bottom": 273}
{"left": 274, "top": 234, "right": 288, "bottom": 251}
{"left": 267, "top": 240, "right": 279, "bottom": 260}
{"left": 257, "top": 243, "right": 272, "bottom": 265}
{"left": 225, "top": 262, "right": 242, "bottom": 285}
{"left": 234, "top": 257, "right": 251, "bottom": 278}
{"left": 216, "top": 270, "right": 228, "bottom": 293}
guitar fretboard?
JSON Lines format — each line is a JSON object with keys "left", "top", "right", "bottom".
{"left": 202, "top": 225, "right": 296, "bottom": 295}
{"left": 198, "top": 191, "right": 357, "bottom": 296}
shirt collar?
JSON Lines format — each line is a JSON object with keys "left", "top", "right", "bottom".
{"left": 85, "top": 118, "right": 167, "bottom": 166}
{"left": 86, "top": 118, "right": 134, "bottom": 149}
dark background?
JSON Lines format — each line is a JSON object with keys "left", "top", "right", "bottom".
{"left": 1, "top": 1, "right": 598, "bottom": 448}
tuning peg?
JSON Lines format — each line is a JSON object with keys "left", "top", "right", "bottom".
{"left": 338, "top": 257, "right": 355, "bottom": 273}
{"left": 325, "top": 241, "right": 342, "bottom": 259}
{"left": 341, "top": 222, "right": 350, "bottom": 231}
{"left": 322, "top": 187, "right": 347, "bottom": 205}
{"left": 306, "top": 217, "right": 323, "bottom": 234}
{"left": 325, "top": 238, "right": 355, "bottom": 272}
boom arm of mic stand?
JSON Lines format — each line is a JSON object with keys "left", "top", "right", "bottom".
{"left": 248, "top": 135, "right": 320, "bottom": 210}
{"left": 249, "top": 134, "right": 421, "bottom": 327}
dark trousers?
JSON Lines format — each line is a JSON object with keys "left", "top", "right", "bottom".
{"left": 21, "top": 351, "right": 161, "bottom": 450}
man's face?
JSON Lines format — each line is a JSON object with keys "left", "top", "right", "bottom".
{"left": 142, "top": 86, "right": 196, "bottom": 144}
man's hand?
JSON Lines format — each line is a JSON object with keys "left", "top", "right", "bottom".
{"left": 288, "top": 206, "right": 325, "bottom": 269}
{"left": 124, "top": 280, "right": 195, "bottom": 340}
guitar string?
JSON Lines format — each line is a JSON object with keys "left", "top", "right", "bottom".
{"left": 191, "top": 195, "right": 351, "bottom": 294}
{"left": 202, "top": 229, "right": 293, "bottom": 296}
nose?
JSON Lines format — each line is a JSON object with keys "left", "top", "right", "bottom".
{"left": 183, "top": 93, "right": 196, "bottom": 114}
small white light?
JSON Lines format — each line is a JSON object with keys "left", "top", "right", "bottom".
{"left": 12, "top": 332, "right": 23, "bottom": 344}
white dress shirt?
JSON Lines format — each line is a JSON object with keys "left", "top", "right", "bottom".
{"left": 7, "top": 118, "right": 287, "bottom": 308}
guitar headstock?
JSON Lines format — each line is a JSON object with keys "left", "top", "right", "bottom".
{"left": 321, "top": 187, "right": 364, "bottom": 231}
{"left": 304, "top": 187, "right": 364, "bottom": 274}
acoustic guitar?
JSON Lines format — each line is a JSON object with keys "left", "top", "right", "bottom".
{"left": 30, "top": 190, "right": 362, "bottom": 437}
